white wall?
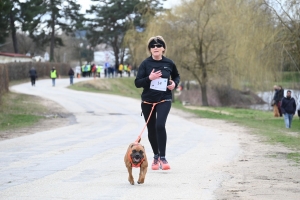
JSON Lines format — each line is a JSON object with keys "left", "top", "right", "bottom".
{"left": 94, "top": 51, "right": 115, "bottom": 66}
{"left": 0, "top": 55, "right": 32, "bottom": 63}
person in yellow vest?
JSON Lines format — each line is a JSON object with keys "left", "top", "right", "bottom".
{"left": 50, "top": 66, "right": 58, "bottom": 87}
{"left": 118, "top": 63, "right": 123, "bottom": 77}
{"left": 123, "top": 64, "right": 127, "bottom": 76}
{"left": 81, "top": 65, "right": 85, "bottom": 77}
{"left": 97, "top": 65, "right": 103, "bottom": 78}
{"left": 87, "top": 64, "right": 91, "bottom": 77}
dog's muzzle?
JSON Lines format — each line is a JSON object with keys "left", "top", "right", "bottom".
{"left": 131, "top": 152, "right": 144, "bottom": 164}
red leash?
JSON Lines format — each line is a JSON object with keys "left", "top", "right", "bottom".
{"left": 134, "top": 100, "right": 165, "bottom": 143}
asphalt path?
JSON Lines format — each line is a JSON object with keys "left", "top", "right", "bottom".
{"left": 0, "top": 78, "right": 240, "bottom": 200}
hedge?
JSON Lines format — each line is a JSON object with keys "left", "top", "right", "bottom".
{"left": 0, "top": 62, "right": 70, "bottom": 106}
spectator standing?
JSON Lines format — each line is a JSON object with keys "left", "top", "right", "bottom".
{"left": 123, "top": 64, "right": 127, "bottom": 76}
{"left": 104, "top": 62, "right": 109, "bottom": 77}
{"left": 97, "top": 65, "right": 102, "bottom": 78}
{"left": 88, "top": 63, "right": 92, "bottom": 77}
{"left": 50, "top": 67, "right": 58, "bottom": 87}
{"left": 280, "top": 90, "right": 296, "bottom": 128}
{"left": 277, "top": 85, "right": 284, "bottom": 117}
{"left": 83, "top": 64, "right": 88, "bottom": 77}
{"left": 127, "top": 64, "right": 132, "bottom": 77}
{"left": 108, "top": 63, "right": 113, "bottom": 78}
{"left": 297, "top": 101, "right": 300, "bottom": 120}
{"left": 28, "top": 67, "right": 37, "bottom": 86}
{"left": 91, "top": 63, "right": 97, "bottom": 79}
{"left": 68, "top": 67, "right": 75, "bottom": 85}
{"left": 272, "top": 85, "right": 280, "bottom": 117}
{"left": 118, "top": 63, "right": 123, "bottom": 77}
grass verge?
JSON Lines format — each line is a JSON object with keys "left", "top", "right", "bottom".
{"left": 172, "top": 102, "right": 300, "bottom": 149}
{"left": 0, "top": 92, "right": 48, "bottom": 131}
{"left": 69, "top": 77, "right": 143, "bottom": 99}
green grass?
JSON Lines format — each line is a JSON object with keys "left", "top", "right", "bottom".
{"left": 273, "top": 71, "right": 300, "bottom": 89}
{"left": 287, "top": 152, "right": 300, "bottom": 163}
{"left": 172, "top": 102, "right": 300, "bottom": 151}
{"left": 0, "top": 93, "right": 47, "bottom": 131}
{"left": 282, "top": 71, "right": 300, "bottom": 82}
{"left": 69, "top": 77, "right": 143, "bottom": 99}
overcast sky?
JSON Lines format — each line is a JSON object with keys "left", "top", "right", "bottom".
{"left": 77, "top": 0, "right": 181, "bottom": 13}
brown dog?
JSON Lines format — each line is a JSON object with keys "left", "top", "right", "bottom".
{"left": 124, "top": 140, "right": 148, "bottom": 185}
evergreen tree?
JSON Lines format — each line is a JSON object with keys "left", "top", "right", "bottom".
{"left": 22, "top": 0, "right": 84, "bottom": 62}
{"left": 87, "top": 0, "right": 165, "bottom": 68}
{"left": 0, "top": 0, "right": 24, "bottom": 53}
{"left": 0, "top": 0, "right": 10, "bottom": 45}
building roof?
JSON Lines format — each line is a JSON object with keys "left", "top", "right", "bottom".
{"left": 0, "top": 52, "right": 32, "bottom": 58}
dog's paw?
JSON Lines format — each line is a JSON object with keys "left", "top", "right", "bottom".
{"left": 129, "top": 179, "right": 134, "bottom": 185}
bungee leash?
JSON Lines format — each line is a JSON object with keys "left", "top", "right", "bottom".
{"left": 134, "top": 100, "right": 165, "bottom": 143}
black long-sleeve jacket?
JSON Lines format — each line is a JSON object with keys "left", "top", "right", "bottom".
{"left": 135, "top": 56, "right": 180, "bottom": 102}
{"left": 29, "top": 69, "right": 37, "bottom": 77}
{"left": 281, "top": 97, "right": 296, "bottom": 114}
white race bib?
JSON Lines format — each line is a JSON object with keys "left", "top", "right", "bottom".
{"left": 150, "top": 78, "right": 168, "bottom": 91}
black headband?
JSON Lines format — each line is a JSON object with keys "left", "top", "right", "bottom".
{"left": 148, "top": 38, "right": 166, "bottom": 49}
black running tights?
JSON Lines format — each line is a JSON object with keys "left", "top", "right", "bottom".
{"left": 141, "top": 101, "right": 171, "bottom": 157}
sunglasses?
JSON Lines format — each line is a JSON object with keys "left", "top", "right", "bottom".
{"left": 150, "top": 44, "right": 163, "bottom": 48}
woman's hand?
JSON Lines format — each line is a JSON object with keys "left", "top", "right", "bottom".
{"left": 149, "top": 69, "right": 162, "bottom": 80}
{"left": 167, "top": 80, "right": 175, "bottom": 90}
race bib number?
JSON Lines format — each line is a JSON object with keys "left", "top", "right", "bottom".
{"left": 150, "top": 78, "right": 168, "bottom": 91}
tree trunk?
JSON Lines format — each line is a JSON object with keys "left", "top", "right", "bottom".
{"left": 198, "top": 39, "right": 209, "bottom": 106}
{"left": 120, "top": 47, "right": 125, "bottom": 64}
{"left": 112, "top": 36, "right": 120, "bottom": 72}
{"left": 201, "top": 66, "right": 209, "bottom": 106}
{"left": 113, "top": 50, "right": 119, "bottom": 71}
{"left": 9, "top": 12, "right": 18, "bottom": 53}
{"left": 201, "top": 84, "right": 208, "bottom": 106}
{"left": 50, "top": 11, "right": 55, "bottom": 62}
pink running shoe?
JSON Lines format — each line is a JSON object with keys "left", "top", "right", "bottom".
{"left": 159, "top": 157, "right": 170, "bottom": 170}
{"left": 151, "top": 158, "right": 160, "bottom": 170}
